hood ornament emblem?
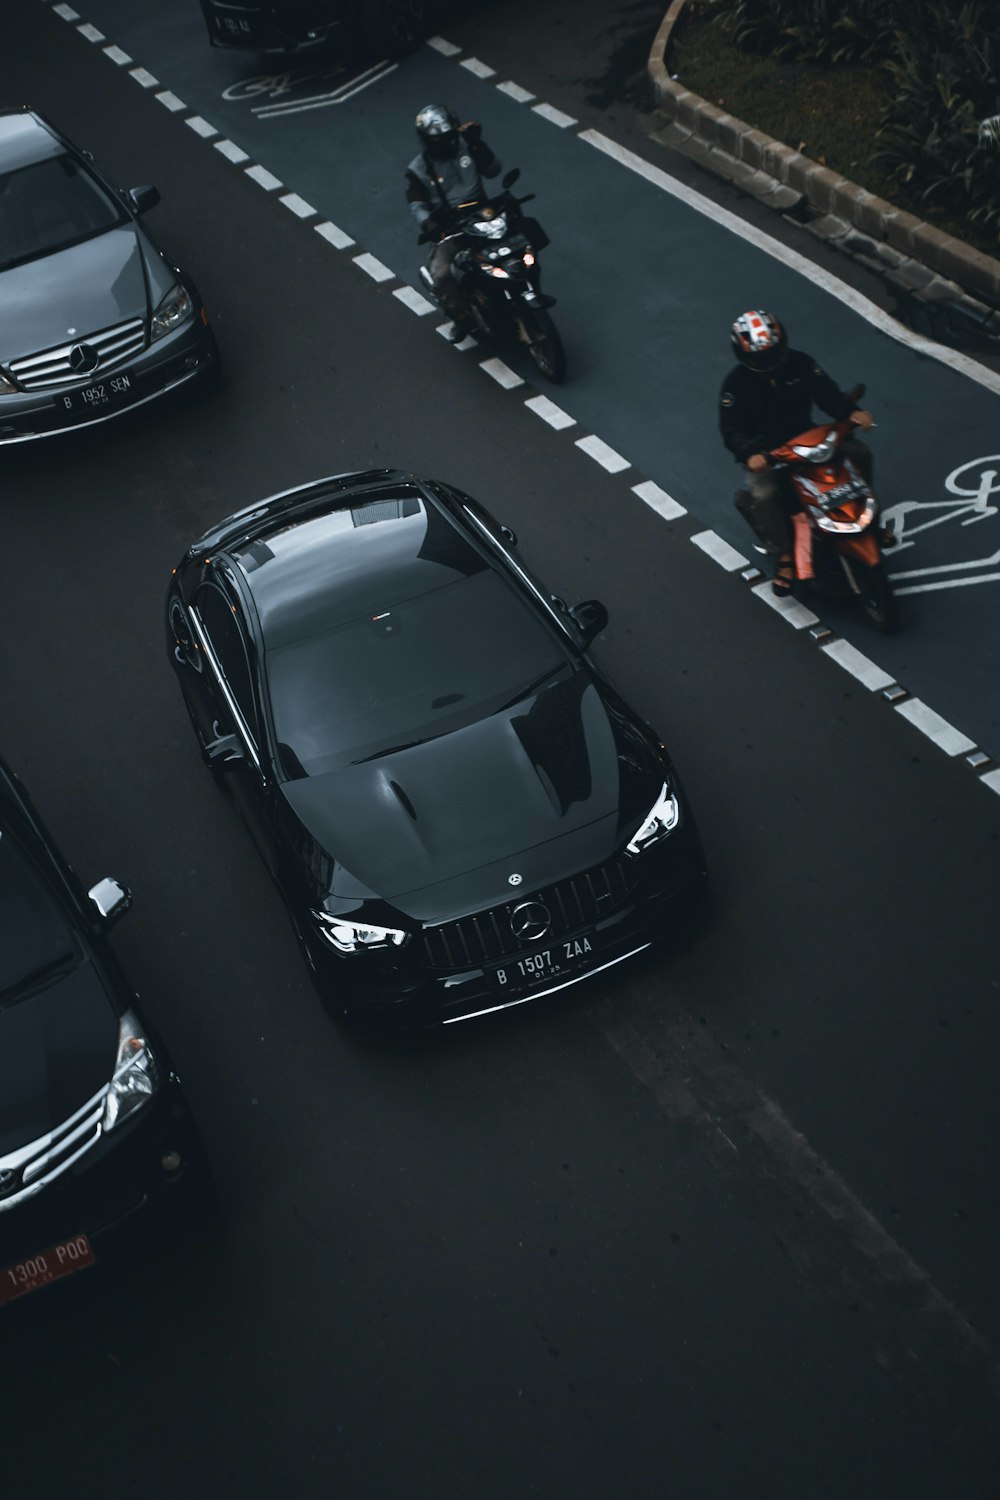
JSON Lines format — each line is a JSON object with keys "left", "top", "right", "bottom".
{"left": 510, "top": 901, "right": 551, "bottom": 943}
{"left": 507, "top": 873, "right": 522, "bottom": 886}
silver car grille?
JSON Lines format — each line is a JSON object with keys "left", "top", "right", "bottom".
{"left": 8, "top": 318, "right": 146, "bottom": 391}
{"left": 0, "top": 1084, "right": 109, "bottom": 1213}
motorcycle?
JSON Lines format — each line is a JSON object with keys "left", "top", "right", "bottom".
{"left": 418, "top": 168, "right": 566, "bottom": 383}
{"left": 759, "top": 386, "right": 898, "bottom": 631}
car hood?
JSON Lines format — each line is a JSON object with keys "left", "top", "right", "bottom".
{"left": 282, "top": 675, "right": 662, "bottom": 916}
{"left": 0, "top": 228, "right": 151, "bottom": 363}
{"left": 0, "top": 959, "right": 117, "bottom": 1155}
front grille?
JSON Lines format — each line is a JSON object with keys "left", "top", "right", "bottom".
{"left": 9, "top": 318, "right": 146, "bottom": 391}
{"left": 0, "top": 1086, "right": 108, "bottom": 1214}
{"left": 422, "top": 857, "right": 636, "bottom": 970}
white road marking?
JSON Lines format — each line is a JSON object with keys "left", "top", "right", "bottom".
{"left": 750, "top": 581, "right": 821, "bottom": 628}
{"left": 632, "top": 479, "right": 687, "bottom": 520}
{"left": 692, "top": 529, "right": 750, "bottom": 572}
{"left": 185, "top": 116, "right": 218, "bottom": 139}
{"left": 353, "top": 252, "right": 394, "bottom": 283}
{"left": 461, "top": 58, "right": 496, "bottom": 79}
{"left": 981, "top": 768, "right": 1000, "bottom": 796}
{"left": 427, "top": 36, "right": 461, "bottom": 56}
{"left": 524, "top": 395, "right": 576, "bottom": 430}
{"left": 394, "top": 286, "right": 435, "bottom": 316}
{"left": 533, "top": 103, "right": 578, "bottom": 129}
{"left": 820, "top": 638, "right": 896, "bottom": 692}
{"left": 245, "top": 164, "right": 283, "bottom": 191}
{"left": 497, "top": 81, "right": 535, "bottom": 104}
{"left": 315, "top": 220, "right": 355, "bottom": 250}
{"left": 253, "top": 62, "right": 397, "bottom": 116}
{"left": 129, "top": 66, "right": 159, "bottom": 88}
{"left": 480, "top": 357, "right": 524, "bottom": 389}
{"left": 895, "top": 572, "right": 1000, "bottom": 595}
{"left": 576, "top": 434, "right": 629, "bottom": 473}
{"left": 279, "top": 192, "right": 316, "bottom": 219}
{"left": 52, "top": 3, "right": 78, "bottom": 18}
{"left": 77, "top": 22, "right": 104, "bottom": 41}
{"left": 580, "top": 130, "right": 1000, "bottom": 400}
{"left": 215, "top": 139, "right": 250, "bottom": 165}
{"left": 155, "top": 90, "right": 186, "bottom": 113}
{"left": 103, "top": 44, "right": 131, "bottom": 64}
{"left": 894, "top": 698, "right": 977, "bottom": 756}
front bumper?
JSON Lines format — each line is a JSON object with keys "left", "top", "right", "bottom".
{"left": 0, "top": 310, "right": 216, "bottom": 445}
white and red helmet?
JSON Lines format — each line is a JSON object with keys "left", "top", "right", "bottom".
{"left": 730, "top": 310, "right": 788, "bottom": 373}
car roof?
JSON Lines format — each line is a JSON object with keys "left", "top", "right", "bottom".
{"left": 0, "top": 109, "right": 64, "bottom": 173}
{"left": 229, "top": 482, "right": 493, "bottom": 652}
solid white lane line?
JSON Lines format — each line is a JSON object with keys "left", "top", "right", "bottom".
{"left": 155, "top": 90, "right": 186, "bottom": 113}
{"left": 524, "top": 395, "right": 576, "bottom": 430}
{"left": 692, "top": 529, "right": 750, "bottom": 572}
{"left": 394, "top": 286, "right": 435, "bottom": 316}
{"left": 497, "top": 81, "right": 535, "bottom": 104}
{"left": 580, "top": 129, "right": 1000, "bottom": 400}
{"left": 461, "top": 58, "right": 496, "bottom": 79}
{"left": 820, "top": 639, "right": 896, "bottom": 692}
{"left": 215, "top": 139, "right": 250, "bottom": 164}
{"left": 103, "top": 44, "right": 131, "bottom": 64}
{"left": 245, "top": 164, "right": 283, "bottom": 191}
{"left": 533, "top": 103, "right": 578, "bottom": 129}
{"left": 78, "top": 22, "right": 104, "bottom": 41}
{"left": 353, "top": 252, "right": 394, "bottom": 283}
{"left": 894, "top": 698, "right": 977, "bottom": 756}
{"left": 427, "top": 36, "right": 460, "bottom": 56}
{"left": 894, "top": 573, "right": 1000, "bottom": 596}
{"left": 129, "top": 66, "right": 159, "bottom": 87}
{"left": 480, "top": 357, "right": 524, "bottom": 389}
{"left": 750, "top": 581, "right": 820, "bottom": 628}
{"left": 185, "top": 116, "right": 218, "bottom": 139}
{"left": 632, "top": 479, "right": 687, "bottom": 520}
{"left": 315, "top": 221, "right": 355, "bottom": 250}
{"left": 280, "top": 192, "right": 316, "bottom": 219}
{"left": 576, "top": 434, "right": 629, "bottom": 473}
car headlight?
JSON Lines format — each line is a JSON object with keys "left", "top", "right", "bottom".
{"left": 626, "top": 782, "right": 679, "bottom": 856}
{"left": 151, "top": 282, "right": 194, "bottom": 340}
{"left": 102, "top": 1009, "right": 161, "bottom": 1131}
{"left": 311, "top": 911, "right": 408, "bottom": 954}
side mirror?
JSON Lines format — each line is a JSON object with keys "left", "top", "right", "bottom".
{"left": 499, "top": 524, "right": 517, "bottom": 545}
{"left": 204, "top": 725, "right": 245, "bottom": 771}
{"left": 88, "top": 876, "right": 132, "bottom": 926}
{"left": 502, "top": 167, "right": 521, "bottom": 190}
{"left": 129, "top": 184, "right": 160, "bottom": 215}
{"left": 569, "top": 598, "right": 609, "bottom": 645}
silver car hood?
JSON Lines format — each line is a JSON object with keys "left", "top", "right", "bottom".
{"left": 0, "top": 228, "right": 155, "bottom": 363}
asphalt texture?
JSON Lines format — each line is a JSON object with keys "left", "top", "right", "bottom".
{"left": 2, "top": 3, "right": 1000, "bottom": 1498}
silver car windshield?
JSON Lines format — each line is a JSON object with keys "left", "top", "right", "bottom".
{"left": 0, "top": 154, "right": 125, "bottom": 272}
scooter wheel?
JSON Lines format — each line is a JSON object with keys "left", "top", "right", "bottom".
{"left": 521, "top": 307, "right": 567, "bottom": 384}
{"left": 856, "top": 560, "right": 898, "bottom": 632}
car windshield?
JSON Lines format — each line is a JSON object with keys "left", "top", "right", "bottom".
{"left": 0, "top": 154, "right": 124, "bottom": 272}
{"left": 266, "top": 570, "right": 568, "bottom": 776}
{"left": 0, "top": 829, "right": 77, "bottom": 1005}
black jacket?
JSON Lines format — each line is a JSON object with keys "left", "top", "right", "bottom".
{"left": 406, "top": 129, "right": 502, "bottom": 234}
{"left": 719, "top": 350, "right": 855, "bottom": 464}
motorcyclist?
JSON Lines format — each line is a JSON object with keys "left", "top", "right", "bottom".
{"left": 406, "top": 103, "right": 502, "bottom": 341}
{"left": 719, "top": 310, "right": 874, "bottom": 594}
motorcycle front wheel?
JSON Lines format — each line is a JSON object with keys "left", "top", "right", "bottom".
{"left": 519, "top": 307, "right": 567, "bottom": 384}
{"left": 855, "top": 559, "right": 898, "bottom": 632}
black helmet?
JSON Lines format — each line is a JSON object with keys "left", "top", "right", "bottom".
{"left": 415, "top": 103, "right": 460, "bottom": 160}
{"left": 730, "top": 310, "right": 788, "bottom": 373}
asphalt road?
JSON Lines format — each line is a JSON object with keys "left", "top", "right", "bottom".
{"left": 3, "top": 4, "right": 1000, "bottom": 1498}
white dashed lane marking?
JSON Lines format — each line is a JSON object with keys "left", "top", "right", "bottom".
{"left": 52, "top": 3, "right": 78, "bottom": 18}
{"left": 532, "top": 103, "right": 578, "bottom": 129}
{"left": 632, "top": 479, "right": 687, "bottom": 521}
{"left": 155, "top": 90, "right": 186, "bottom": 113}
{"left": 77, "top": 21, "right": 103, "bottom": 41}
{"left": 820, "top": 639, "right": 896, "bottom": 693}
{"left": 524, "top": 395, "right": 576, "bottom": 430}
{"left": 426, "top": 36, "right": 460, "bottom": 56}
{"left": 129, "top": 66, "right": 159, "bottom": 88}
{"left": 314, "top": 221, "right": 355, "bottom": 250}
{"left": 280, "top": 192, "right": 316, "bottom": 219}
{"left": 245, "top": 164, "right": 283, "bottom": 191}
{"left": 461, "top": 58, "right": 496, "bottom": 79}
{"left": 981, "top": 768, "right": 1000, "bottom": 797}
{"left": 480, "top": 358, "right": 524, "bottom": 389}
{"left": 215, "top": 139, "right": 250, "bottom": 165}
{"left": 353, "top": 252, "right": 394, "bottom": 283}
{"left": 750, "top": 581, "right": 820, "bottom": 629}
{"left": 497, "top": 81, "right": 535, "bottom": 104}
{"left": 185, "top": 116, "right": 218, "bottom": 139}
{"left": 894, "top": 698, "right": 977, "bottom": 757}
{"left": 576, "top": 434, "right": 629, "bottom": 473}
{"left": 692, "top": 529, "right": 750, "bottom": 573}
{"left": 103, "top": 44, "right": 131, "bottom": 64}
{"left": 393, "top": 286, "right": 435, "bottom": 316}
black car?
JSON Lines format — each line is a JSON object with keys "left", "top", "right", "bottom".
{"left": 200, "top": 0, "right": 436, "bottom": 55}
{"left": 0, "top": 108, "right": 217, "bottom": 445}
{"left": 167, "top": 471, "right": 706, "bottom": 1027}
{"left": 0, "top": 759, "right": 203, "bottom": 1308}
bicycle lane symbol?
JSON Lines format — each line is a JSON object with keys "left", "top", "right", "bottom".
{"left": 221, "top": 58, "right": 397, "bottom": 120}
{"left": 883, "top": 454, "right": 1000, "bottom": 596}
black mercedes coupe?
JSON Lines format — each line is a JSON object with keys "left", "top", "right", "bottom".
{"left": 166, "top": 470, "right": 705, "bottom": 1026}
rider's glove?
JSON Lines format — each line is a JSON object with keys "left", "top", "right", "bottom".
{"left": 746, "top": 453, "right": 770, "bottom": 473}
{"left": 462, "top": 121, "right": 482, "bottom": 146}
{"left": 849, "top": 409, "right": 874, "bottom": 430}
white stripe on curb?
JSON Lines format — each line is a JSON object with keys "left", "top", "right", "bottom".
{"left": 103, "top": 44, "right": 131, "bottom": 64}
{"left": 497, "top": 81, "right": 536, "bottom": 104}
{"left": 280, "top": 192, "right": 316, "bottom": 219}
{"left": 820, "top": 639, "right": 896, "bottom": 692}
{"left": 427, "top": 35, "right": 460, "bottom": 55}
{"left": 130, "top": 66, "right": 159, "bottom": 87}
{"left": 576, "top": 434, "right": 629, "bottom": 473}
{"left": 632, "top": 479, "right": 687, "bottom": 520}
{"left": 894, "top": 699, "right": 976, "bottom": 757}
{"left": 245, "top": 164, "right": 283, "bottom": 191}
{"left": 78, "top": 22, "right": 104, "bottom": 41}
{"left": 215, "top": 139, "right": 250, "bottom": 164}
{"left": 480, "top": 357, "right": 524, "bottom": 389}
{"left": 353, "top": 252, "right": 394, "bottom": 283}
{"left": 155, "top": 91, "right": 186, "bottom": 113}
{"left": 186, "top": 116, "right": 218, "bottom": 139}
{"left": 461, "top": 58, "right": 496, "bottom": 79}
{"left": 692, "top": 530, "right": 749, "bottom": 572}
{"left": 533, "top": 103, "right": 577, "bottom": 129}
{"left": 750, "top": 581, "right": 820, "bottom": 628}
{"left": 315, "top": 221, "right": 355, "bottom": 250}
{"left": 394, "top": 286, "right": 435, "bottom": 316}
{"left": 524, "top": 395, "right": 576, "bottom": 430}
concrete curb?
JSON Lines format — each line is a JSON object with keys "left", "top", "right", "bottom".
{"left": 647, "top": 0, "right": 1000, "bottom": 313}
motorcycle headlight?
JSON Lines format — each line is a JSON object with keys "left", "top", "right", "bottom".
{"left": 311, "top": 911, "right": 408, "bottom": 954}
{"left": 103, "top": 1009, "right": 161, "bottom": 1131}
{"left": 792, "top": 434, "right": 838, "bottom": 463}
{"left": 626, "top": 783, "right": 679, "bottom": 856}
{"left": 151, "top": 282, "right": 194, "bottom": 341}
{"left": 471, "top": 213, "right": 507, "bottom": 239}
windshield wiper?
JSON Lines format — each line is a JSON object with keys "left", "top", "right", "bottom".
{"left": 354, "top": 736, "right": 436, "bottom": 764}
{"left": 0, "top": 953, "right": 77, "bottom": 1011}
{"left": 496, "top": 663, "right": 566, "bottom": 714}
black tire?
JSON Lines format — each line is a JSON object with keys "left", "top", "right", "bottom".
{"left": 856, "top": 559, "right": 898, "bottom": 632}
{"left": 521, "top": 306, "right": 567, "bottom": 383}
{"left": 361, "top": 0, "right": 430, "bottom": 56}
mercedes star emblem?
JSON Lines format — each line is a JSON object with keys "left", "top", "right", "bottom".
{"left": 69, "top": 342, "right": 100, "bottom": 375}
{"left": 0, "top": 1166, "right": 18, "bottom": 1196}
{"left": 510, "top": 900, "right": 551, "bottom": 943}
{"left": 507, "top": 873, "right": 522, "bottom": 886}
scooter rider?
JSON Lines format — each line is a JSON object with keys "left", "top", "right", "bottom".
{"left": 719, "top": 311, "right": 874, "bottom": 594}
{"left": 406, "top": 103, "right": 502, "bottom": 341}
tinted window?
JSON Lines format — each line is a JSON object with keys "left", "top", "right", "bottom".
{"left": 0, "top": 154, "right": 124, "bottom": 272}
{"left": 266, "top": 570, "right": 567, "bottom": 775}
{"left": 0, "top": 830, "right": 77, "bottom": 1002}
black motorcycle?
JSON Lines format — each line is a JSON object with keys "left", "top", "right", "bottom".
{"left": 419, "top": 169, "right": 566, "bottom": 383}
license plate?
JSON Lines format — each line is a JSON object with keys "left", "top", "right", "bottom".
{"left": 493, "top": 934, "right": 594, "bottom": 993}
{"left": 219, "top": 16, "right": 251, "bottom": 33}
{"left": 0, "top": 1233, "right": 96, "bottom": 1306}
{"left": 58, "top": 372, "right": 133, "bottom": 415}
